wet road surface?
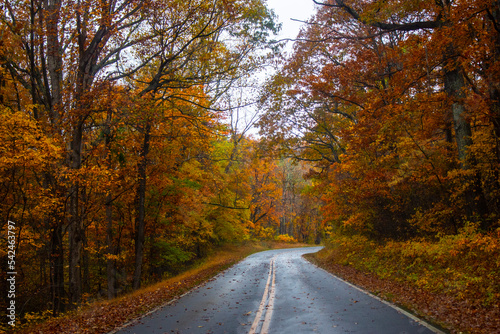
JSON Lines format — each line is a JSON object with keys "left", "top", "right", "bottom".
{"left": 114, "top": 247, "right": 443, "bottom": 334}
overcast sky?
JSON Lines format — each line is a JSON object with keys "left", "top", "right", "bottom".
{"left": 233, "top": 1, "right": 319, "bottom": 135}
{"left": 266, "top": 0, "right": 317, "bottom": 52}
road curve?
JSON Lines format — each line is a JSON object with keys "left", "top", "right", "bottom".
{"left": 113, "top": 247, "right": 443, "bottom": 334}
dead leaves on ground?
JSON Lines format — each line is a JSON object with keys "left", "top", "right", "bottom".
{"left": 306, "top": 250, "right": 500, "bottom": 334}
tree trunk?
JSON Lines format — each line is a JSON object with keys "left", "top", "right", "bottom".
{"left": 444, "top": 63, "right": 490, "bottom": 223}
{"left": 490, "top": 2, "right": 500, "bottom": 163}
{"left": 45, "top": 0, "right": 63, "bottom": 124}
{"left": 444, "top": 67, "right": 472, "bottom": 165}
{"left": 68, "top": 119, "right": 84, "bottom": 307}
{"left": 106, "top": 193, "right": 116, "bottom": 299}
{"left": 104, "top": 111, "right": 117, "bottom": 299}
{"left": 82, "top": 232, "right": 90, "bottom": 295}
{"left": 66, "top": 0, "right": 111, "bottom": 305}
{"left": 34, "top": 0, "right": 66, "bottom": 314}
{"left": 67, "top": 4, "right": 104, "bottom": 304}
{"left": 50, "top": 216, "right": 64, "bottom": 315}
{"left": 133, "top": 122, "right": 152, "bottom": 290}
{"left": 482, "top": 1, "right": 500, "bottom": 225}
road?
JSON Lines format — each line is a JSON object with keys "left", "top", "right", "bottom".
{"left": 114, "top": 247, "right": 444, "bottom": 334}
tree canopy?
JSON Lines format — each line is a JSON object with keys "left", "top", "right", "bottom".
{"left": 0, "top": 0, "right": 322, "bottom": 325}
{"left": 259, "top": 0, "right": 500, "bottom": 239}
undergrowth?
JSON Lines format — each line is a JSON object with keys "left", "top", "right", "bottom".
{"left": 310, "top": 224, "right": 500, "bottom": 333}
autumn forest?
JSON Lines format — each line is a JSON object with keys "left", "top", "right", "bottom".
{"left": 1, "top": 0, "right": 500, "bottom": 332}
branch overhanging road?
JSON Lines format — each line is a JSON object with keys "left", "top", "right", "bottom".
{"left": 113, "top": 247, "right": 445, "bottom": 334}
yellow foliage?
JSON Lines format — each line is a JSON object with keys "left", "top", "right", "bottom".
{"left": 274, "top": 234, "right": 297, "bottom": 243}
{"left": 0, "top": 106, "right": 62, "bottom": 170}
{"left": 324, "top": 226, "right": 500, "bottom": 307}
{"left": 254, "top": 226, "right": 276, "bottom": 240}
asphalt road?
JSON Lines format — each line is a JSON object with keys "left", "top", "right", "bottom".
{"left": 114, "top": 247, "right": 444, "bottom": 334}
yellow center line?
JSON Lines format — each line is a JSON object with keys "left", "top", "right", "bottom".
{"left": 248, "top": 256, "right": 277, "bottom": 334}
{"left": 260, "top": 259, "right": 276, "bottom": 334}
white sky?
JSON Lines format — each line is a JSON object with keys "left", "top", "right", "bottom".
{"left": 266, "top": 0, "right": 317, "bottom": 52}
{"left": 229, "top": 1, "right": 318, "bottom": 136}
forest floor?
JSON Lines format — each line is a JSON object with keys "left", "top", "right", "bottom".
{"left": 15, "top": 241, "right": 309, "bottom": 334}
{"left": 305, "top": 246, "right": 500, "bottom": 334}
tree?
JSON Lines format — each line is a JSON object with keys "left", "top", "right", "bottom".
{"left": 309, "top": 0, "right": 495, "bottom": 226}
{"left": 1, "top": 0, "right": 278, "bottom": 312}
{"left": 260, "top": 0, "right": 500, "bottom": 240}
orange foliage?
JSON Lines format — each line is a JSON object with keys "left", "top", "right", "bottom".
{"left": 0, "top": 0, "right": 289, "bottom": 325}
{"left": 260, "top": 0, "right": 500, "bottom": 239}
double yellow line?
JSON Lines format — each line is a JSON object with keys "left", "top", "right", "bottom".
{"left": 249, "top": 256, "right": 277, "bottom": 334}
